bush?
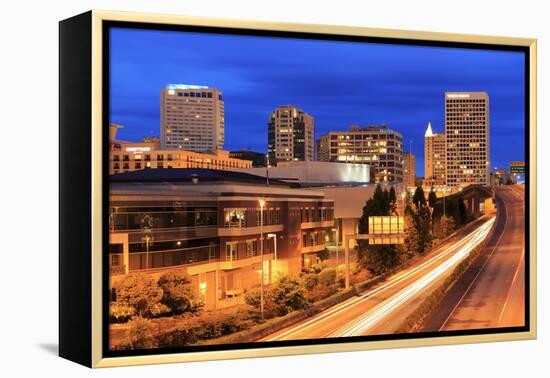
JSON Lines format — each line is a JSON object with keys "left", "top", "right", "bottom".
{"left": 125, "top": 317, "right": 155, "bottom": 349}
{"left": 244, "top": 287, "right": 279, "bottom": 319}
{"left": 311, "top": 263, "right": 326, "bottom": 274}
{"left": 271, "top": 274, "right": 308, "bottom": 315}
{"left": 109, "top": 302, "right": 136, "bottom": 323}
{"left": 318, "top": 268, "right": 337, "bottom": 287}
{"left": 158, "top": 309, "right": 256, "bottom": 347}
{"left": 305, "top": 284, "right": 338, "bottom": 302}
{"left": 301, "top": 273, "right": 319, "bottom": 291}
{"left": 158, "top": 269, "right": 199, "bottom": 315}
{"left": 114, "top": 273, "right": 163, "bottom": 316}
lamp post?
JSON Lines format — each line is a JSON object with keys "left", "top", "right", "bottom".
{"left": 267, "top": 233, "right": 277, "bottom": 282}
{"left": 259, "top": 199, "right": 266, "bottom": 319}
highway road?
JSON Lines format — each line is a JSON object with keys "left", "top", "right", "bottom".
{"left": 261, "top": 212, "right": 496, "bottom": 342}
{"left": 422, "top": 185, "right": 525, "bottom": 331}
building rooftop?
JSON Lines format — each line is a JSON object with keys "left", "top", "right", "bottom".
{"left": 166, "top": 84, "right": 210, "bottom": 90}
{"left": 110, "top": 168, "right": 290, "bottom": 186}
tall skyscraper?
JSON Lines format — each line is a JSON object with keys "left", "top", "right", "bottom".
{"left": 268, "top": 105, "right": 314, "bottom": 165}
{"left": 445, "top": 92, "right": 490, "bottom": 187}
{"left": 424, "top": 121, "right": 446, "bottom": 186}
{"left": 403, "top": 152, "right": 416, "bottom": 189}
{"left": 160, "top": 84, "right": 225, "bottom": 152}
{"left": 318, "top": 125, "right": 403, "bottom": 183}
{"left": 316, "top": 135, "right": 329, "bottom": 161}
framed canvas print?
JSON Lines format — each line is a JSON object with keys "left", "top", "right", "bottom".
{"left": 59, "top": 10, "right": 537, "bottom": 368}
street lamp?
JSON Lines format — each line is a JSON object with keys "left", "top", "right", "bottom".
{"left": 267, "top": 233, "right": 278, "bottom": 282}
{"left": 259, "top": 199, "right": 266, "bottom": 319}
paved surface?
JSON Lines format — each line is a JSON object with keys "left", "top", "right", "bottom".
{"left": 423, "top": 185, "right": 525, "bottom": 331}
{"left": 260, "top": 213, "right": 496, "bottom": 342}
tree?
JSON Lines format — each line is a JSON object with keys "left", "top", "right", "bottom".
{"left": 415, "top": 204, "right": 432, "bottom": 253}
{"left": 357, "top": 184, "right": 401, "bottom": 273}
{"left": 317, "top": 248, "right": 329, "bottom": 262}
{"left": 158, "top": 269, "right": 199, "bottom": 315}
{"left": 458, "top": 195, "right": 469, "bottom": 225}
{"left": 388, "top": 186, "right": 398, "bottom": 215}
{"left": 433, "top": 215, "right": 456, "bottom": 239}
{"left": 114, "top": 273, "right": 163, "bottom": 316}
{"left": 412, "top": 186, "right": 427, "bottom": 209}
{"left": 404, "top": 204, "right": 419, "bottom": 256}
{"left": 428, "top": 187, "right": 437, "bottom": 208}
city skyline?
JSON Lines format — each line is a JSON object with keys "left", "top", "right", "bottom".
{"left": 110, "top": 27, "right": 525, "bottom": 177}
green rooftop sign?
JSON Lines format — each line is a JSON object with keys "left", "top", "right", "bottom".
{"left": 510, "top": 161, "right": 525, "bottom": 174}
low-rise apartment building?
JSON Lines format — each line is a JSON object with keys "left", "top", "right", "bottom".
{"left": 109, "top": 169, "right": 334, "bottom": 309}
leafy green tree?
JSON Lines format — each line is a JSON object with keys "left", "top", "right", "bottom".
{"left": 114, "top": 273, "right": 163, "bottom": 316}
{"left": 158, "top": 269, "right": 199, "bottom": 315}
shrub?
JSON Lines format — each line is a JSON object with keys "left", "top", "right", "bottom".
{"left": 311, "top": 263, "right": 326, "bottom": 274}
{"left": 301, "top": 273, "right": 319, "bottom": 291}
{"left": 158, "top": 269, "right": 199, "bottom": 315}
{"left": 149, "top": 302, "right": 171, "bottom": 318}
{"left": 114, "top": 273, "right": 163, "bottom": 316}
{"left": 271, "top": 274, "right": 308, "bottom": 315}
{"left": 125, "top": 317, "right": 155, "bottom": 349}
{"left": 244, "top": 287, "right": 279, "bottom": 319}
{"left": 109, "top": 302, "right": 136, "bottom": 323}
{"left": 158, "top": 308, "right": 256, "bottom": 347}
{"left": 305, "top": 284, "right": 337, "bottom": 302}
{"left": 318, "top": 267, "right": 337, "bottom": 287}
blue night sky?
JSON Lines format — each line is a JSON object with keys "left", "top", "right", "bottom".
{"left": 110, "top": 27, "right": 525, "bottom": 176}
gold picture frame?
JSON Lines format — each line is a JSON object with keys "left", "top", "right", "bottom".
{"left": 59, "top": 10, "right": 537, "bottom": 368}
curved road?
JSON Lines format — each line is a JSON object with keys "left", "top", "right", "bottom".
{"left": 260, "top": 213, "right": 496, "bottom": 342}
{"left": 422, "top": 185, "right": 525, "bottom": 331}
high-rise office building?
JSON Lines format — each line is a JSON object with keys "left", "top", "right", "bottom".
{"left": 445, "top": 92, "right": 490, "bottom": 187}
{"left": 268, "top": 105, "right": 314, "bottom": 165}
{"left": 424, "top": 121, "right": 446, "bottom": 186}
{"left": 316, "top": 135, "right": 330, "bottom": 161}
{"left": 160, "top": 84, "right": 225, "bottom": 152}
{"left": 318, "top": 125, "right": 403, "bottom": 183}
{"left": 403, "top": 152, "right": 416, "bottom": 189}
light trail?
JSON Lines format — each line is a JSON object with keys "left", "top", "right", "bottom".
{"left": 265, "top": 216, "right": 495, "bottom": 341}
{"left": 330, "top": 217, "right": 495, "bottom": 337}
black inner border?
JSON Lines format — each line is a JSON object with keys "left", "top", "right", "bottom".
{"left": 102, "top": 20, "right": 531, "bottom": 359}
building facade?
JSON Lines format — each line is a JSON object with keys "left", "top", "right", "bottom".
{"left": 109, "top": 138, "right": 252, "bottom": 175}
{"left": 402, "top": 152, "right": 416, "bottom": 189}
{"left": 424, "top": 122, "right": 447, "bottom": 186}
{"left": 109, "top": 169, "right": 334, "bottom": 310}
{"left": 317, "top": 125, "right": 403, "bottom": 183}
{"left": 445, "top": 92, "right": 490, "bottom": 187}
{"left": 268, "top": 105, "right": 314, "bottom": 165}
{"left": 160, "top": 84, "right": 225, "bottom": 152}
{"left": 229, "top": 150, "right": 266, "bottom": 167}
{"left": 237, "top": 161, "right": 370, "bottom": 184}
{"left": 316, "top": 135, "right": 330, "bottom": 162}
